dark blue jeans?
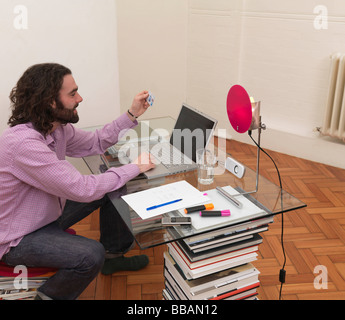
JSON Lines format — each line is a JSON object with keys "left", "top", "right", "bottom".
{"left": 2, "top": 194, "right": 134, "bottom": 300}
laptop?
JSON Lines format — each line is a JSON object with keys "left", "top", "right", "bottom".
{"left": 102, "top": 104, "right": 217, "bottom": 180}
{"left": 141, "top": 104, "right": 218, "bottom": 179}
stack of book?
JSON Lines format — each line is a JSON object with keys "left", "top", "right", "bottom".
{"left": 163, "top": 252, "right": 260, "bottom": 300}
{"left": 162, "top": 186, "right": 274, "bottom": 300}
{"left": 0, "top": 276, "right": 50, "bottom": 300}
{"left": 0, "top": 262, "right": 56, "bottom": 300}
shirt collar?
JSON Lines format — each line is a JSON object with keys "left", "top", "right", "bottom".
{"left": 26, "top": 122, "right": 55, "bottom": 146}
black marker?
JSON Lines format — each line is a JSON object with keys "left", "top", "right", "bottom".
{"left": 184, "top": 203, "right": 214, "bottom": 214}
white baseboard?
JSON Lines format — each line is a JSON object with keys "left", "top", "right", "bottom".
{"left": 215, "top": 128, "right": 345, "bottom": 170}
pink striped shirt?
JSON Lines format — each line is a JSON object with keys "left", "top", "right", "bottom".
{"left": 0, "top": 113, "right": 140, "bottom": 259}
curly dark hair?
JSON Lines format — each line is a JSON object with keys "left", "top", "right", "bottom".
{"left": 8, "top": 63, "right": 72, "bottom": 136}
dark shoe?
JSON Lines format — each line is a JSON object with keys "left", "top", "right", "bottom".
{"left": 101, "top": 254, "right": 149, "bottom": 275}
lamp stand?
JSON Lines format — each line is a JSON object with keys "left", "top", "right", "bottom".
{"left": 234, "top": 104, "right": 266, "bottom": 197}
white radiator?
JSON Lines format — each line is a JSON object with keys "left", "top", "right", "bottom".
{"left": 321, "top": 53, "right": 345, "bottom": 141}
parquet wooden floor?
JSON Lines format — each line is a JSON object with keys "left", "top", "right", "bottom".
{"left": 73, "top": 138, "right": 345, "bottom": 300}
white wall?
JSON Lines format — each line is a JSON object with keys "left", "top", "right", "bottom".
{"left": 0, "top": 0, "right": 121, "bottom": 134}
{"left": 236, "top": 0, "right": 345, "bottom": 169}
{"left": 188, "top": 0, "right": 345, "bottom": 169}
{"left": 116, "top": 0, "right": 345, "bottom": 169}
{"left": 186, "top": 0, "right": 243, "bottom": 136}
{"left": 2, "top": 1, "right": 344, "bottom": 168}
{"left": 116, "top": 0, "right": 188, "bottom": 120}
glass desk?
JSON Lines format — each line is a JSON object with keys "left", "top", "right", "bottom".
{"left": 83, "top": 117, "right": 306, "bottom": 250}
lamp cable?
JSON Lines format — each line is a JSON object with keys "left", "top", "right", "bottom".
{"left": 248, "top": 131, "right": 286, "bottom": 300}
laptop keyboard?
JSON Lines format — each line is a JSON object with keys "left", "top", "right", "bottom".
{"left": 107, "top": 142, "right": 193, "bottom": 169}
{"left": 149, "top": 144, "right": 192, "bottom": 168}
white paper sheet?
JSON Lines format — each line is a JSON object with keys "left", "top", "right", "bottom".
{"left": 179, "top": 186, "right": 266, "bottom": 230}
{"left": 121, "top": 180, "right": 210, "bottom": 220}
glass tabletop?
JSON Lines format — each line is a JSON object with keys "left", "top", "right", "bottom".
{"left": 83, "top": 117, "right": 306, "bottom": 249}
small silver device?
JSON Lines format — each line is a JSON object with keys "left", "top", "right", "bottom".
{"left": 161, "top": 217, "right": 192, "bottom": 226}
{"left": 225, "top": 156, "right": 245, "bottom": 179}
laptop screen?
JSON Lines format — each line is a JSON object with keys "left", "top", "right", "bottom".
{"left": 170, "top": 104, "right": 218, "bottom": 163}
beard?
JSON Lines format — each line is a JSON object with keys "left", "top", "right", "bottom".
{"left": 53, "top": 98, "right": 79, "bottom": 124}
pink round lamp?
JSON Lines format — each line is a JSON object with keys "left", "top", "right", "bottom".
{"left": 226, "top": 85, "right": 252, "bottom": 134}
{"left": 226, "top": 84, "right": 265, "bottom": 195}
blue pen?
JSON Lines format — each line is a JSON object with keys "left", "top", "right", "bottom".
{"left": 146, "top": 199, "right": 183, "bottom": 211}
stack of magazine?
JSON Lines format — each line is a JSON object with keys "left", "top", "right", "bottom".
{"left": 0, "top": 276, "right": 49, "bottom": 300}
{"left": 162, "top": 187, "right": 274, "bottom": 301}
{"left": 0, "top": 263, "right": 55, "bottom": 300}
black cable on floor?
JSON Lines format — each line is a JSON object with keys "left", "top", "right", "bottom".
{"left": 248, "top": 131, "right": 286, "bottom": 300}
